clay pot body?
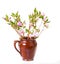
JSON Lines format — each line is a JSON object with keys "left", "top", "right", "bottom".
{"left": 14, "top": 37, "right": 37, "bottom": 61}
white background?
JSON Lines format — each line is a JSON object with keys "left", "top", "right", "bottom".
{"left": 0, "top": 0, "right": 60, "bottom": 64}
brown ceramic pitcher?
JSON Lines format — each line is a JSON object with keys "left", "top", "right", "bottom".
{"left": 14, "top": 37, "right": 37, "bottom": 61}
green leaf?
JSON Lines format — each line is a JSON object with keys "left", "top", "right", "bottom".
{"left": 9, "top": 21, "right": 14, "bottom": 25}
{"left": 39, "top": 11, "right": 41, "bottom": 15}
{"left": 31, "top": 30, "right": 34, "bottom": 34}
{"left": 5, "top": 15, "right": 9, "bottom": 21}
{"left": 39, "top": 15, "right": 44, "bottom": 19}
{"left": 36, "top": 29, "right": 40, "bottom": 32}
{"left": 23, "top": 26, "right": 26, "bottom": 28}
{"left": 46, "top": 19, "right": 48, "bottom": 22}
{"left": 45, "top": 19, "right": 50, "bottom": 23}
{"left": 6, "top": 15, "right": 8, "bottom": 18}
{"left": 17, "top": 15, "right": 20, "bottom": 21}
{"left": 11, "top": 13, "right": 16, "bottom": 17}
{"left": 46, "top": 20, "right": 50, "bottom": 23}
{"left": 17, "top": 26, "right": 20, "bottom": 30}
{"left": 34, "top": 8, "right": 38, "bottom": 16}
{"left": 26, "top": 29, "right": 29, "bottom": 32}
{"left": 34, "top": 26, "right": 36, "bottom": 29}
{"left": 14, "top": 20, "right": 17, "bottom": 24}
{"left": 29, "top": 15, "right": 32, "bottom": 18}
{"left": 16, "top": 12, "right": 18, "bottom": 17}
{"left": 34, "top": 8, "right": 37, "bottom": 13}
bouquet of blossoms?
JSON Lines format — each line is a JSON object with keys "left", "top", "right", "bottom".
{"left": 4, "top": 8, "right": 49, "bottom": 39}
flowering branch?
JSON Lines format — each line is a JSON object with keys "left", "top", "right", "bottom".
{"left": 3, "top": 8, "right": 50, "bottom": 39}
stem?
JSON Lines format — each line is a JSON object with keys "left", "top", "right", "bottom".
{"left": 39, "top": 25, "right": 45, "bottom": 37}
{"left": 15, "top": 29, "right": 22, "bottom": 37}
{"left": 28, "top": 23, "right": 30, "bottom": 38}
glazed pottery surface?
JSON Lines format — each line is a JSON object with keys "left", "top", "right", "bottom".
{"left": 14, "top": 37, "right": 37, "bottom": 61}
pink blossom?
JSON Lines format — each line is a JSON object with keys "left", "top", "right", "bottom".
{"left": 34, "top": 32, "right": 39, "bottom": 37}
{"left": 41, "top": 12, "right": 45, "bottom": 16}
{"left": 43, "top": 17, "right": 47, "bottom": 21}
{"left": 29, "top": 23, "right": 33, "bottom": 26}
{"left": 29, "top": 32, "right": 39, "bottom": 37}
{"left": 29, "top": 23, "right": 33, "bottom": 29}
{"left": 9, "top": 17, "right": 11, "bottom": 19}
{"left": 29, "top": 34, "right": 34, "bottom": 37}
{"left": 17, "top": 21, "right": 22, "bottom": 26}
{"left": 3, "top": 18, "right": 6, "bottom": 20}
{"left": 19, "top": 30, "right": 24, "bottom": 36}
{"left": 44, "top": 23, "right": 48, "bottom": 28}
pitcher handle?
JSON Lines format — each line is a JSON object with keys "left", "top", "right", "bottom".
{"left": 14, "top": 40, "right": 21, "bottom": 55}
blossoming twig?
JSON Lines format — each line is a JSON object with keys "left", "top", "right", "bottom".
{"left": 3, "top": 8, "right": 50, "bottom": 39}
